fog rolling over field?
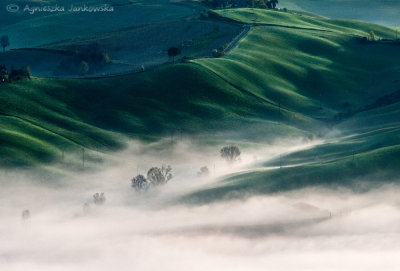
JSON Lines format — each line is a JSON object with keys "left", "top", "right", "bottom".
{"left": 1, "top": 138, "right": 400, "bottom": 271}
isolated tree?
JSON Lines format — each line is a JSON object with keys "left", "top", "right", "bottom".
{"left": 220, "top": 145, "right": 241, "bottom": 163}
{"left": 1, "top": 35, "right": 9, "bottom": 53}
{"left": 369, "top": 30, "right": 376, "bottom": 41}
{"left": 131, "top": 174, "right": 149, "bottom": 191}
{"left": 147, "top": 165, "right": 173, "bottom": 186}
{"left": 22, "top": 209, "right": 30, "bottom": 220}
{"left": 168, "top": 47, "right": 181, "bottom": 63}
{"left": 93, "top": 192, "right": 106, "bottom": 205}
{"left": 197, "top": 166, "right": 210, "bottom": 177}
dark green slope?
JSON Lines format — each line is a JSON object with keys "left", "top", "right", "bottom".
{"left": 0, "top": 63, "right": 314, "bottom": 167}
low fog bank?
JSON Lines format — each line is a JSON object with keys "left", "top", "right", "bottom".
{"left": 1, "top": 136, "right": 321, "bottom": 209}
{"left": 2, "top": 186, "right": 400, "bottom": 271}
{"left": 1, "top": 137, "right": 400, "bottom": 270}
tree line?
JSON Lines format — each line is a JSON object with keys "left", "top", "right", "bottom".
{"left": 203, "top": 0, "right": 278, "bottom": 9}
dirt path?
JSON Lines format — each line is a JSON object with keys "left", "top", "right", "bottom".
{"left": 224, "top": 24, "right": 251, "bottom": 53}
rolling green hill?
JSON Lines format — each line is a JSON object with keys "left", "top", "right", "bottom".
{"left": 181, "top": 9, "right": 400, "bottom": 201}
{"left": 0, "top": 62, "right": 314, "bottom": 167}
{"left": 184, "top": 85, "right": 400, "bottom": 203}
{"left": 211, "top": 8, "right": 398, "bottom": 37}
{"left": 1, "top": 7, "right": 400, "bottom": 195}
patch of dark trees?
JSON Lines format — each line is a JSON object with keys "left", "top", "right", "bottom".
{"left": 334, "top": 89, "right": 400, "bottom": 122}
{"left": 356, "top": 36, "right": 400, "bottom": 45}
{"left": 0, "top": 64, "right": 31, "bottom": 83}
{"left": 168, "top": 47, "right": 181, "bottom": 63}
{"left": 131, "top": 165, "right": 173, "bottom": 192}
{"left": 53, "top": 42, "right": 110, "bottom": 76}
{"left": 355, "top": 30, "right": 400, "bottom": 45}
{"left": 363, "top": 90, "right": 400, "bottom": 111}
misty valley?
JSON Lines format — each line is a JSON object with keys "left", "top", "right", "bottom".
{"left": 1, "top": 0, "right": 400, "bottom": 270}
{"left": 2, "top": 134, "right": 400, "bottom": 270}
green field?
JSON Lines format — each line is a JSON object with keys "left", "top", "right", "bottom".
{"left": 1, "top": 7, "right": 400, "bottom": 196}
{"left": 0, "top": 0, "right": 197, "bottom": 48}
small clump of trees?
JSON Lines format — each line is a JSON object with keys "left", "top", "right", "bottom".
{"left": 81, "top": 192, "right": 106, "bottom": 215}
{"left": 212, "top": 45, "right": 226, "bottom": 58}
{"left": 168, "top": 47, "right": 181, "bottom": 63}
{"left": 0, "top": 65, "right": 31, "bottom": 83}
{"left": 93, "top": 192, "right": 106, "bottom": 205}
{"left": 10, "top": 66, "right": 31, "bottom": 80}
{"left": 220, "top": 145, "right": 241, "bottom": 163}
{"left": 131, "top": 165, "right": 173, "bottom": 191}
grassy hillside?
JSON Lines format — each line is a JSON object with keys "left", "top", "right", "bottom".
{"left": 183, "top": 80, "right": 400, "bottom": 203}
{"left": 0, "top": 63, "right": 313, "bottom": 167}
{"left": 0, "top": 0, "right": 197, "bottom": 48}
{"left": 184, "top": 109, "right": 400, "bottom": 203}
{"left": 179, "top": 9, "right": 400, "bottom": 201}
{"left": 211, "top": 8, "right": 398, "bottom": 37}
{"left": 1, "top": 8, "right": 400, "bottom": 176}
{"left": 184, "top": 92, "right": 400, "bottom": 203}
{"left": 184, "top": 143, "right": 400, "bottom": 204}
{"left": 200, "top": 9, "right": 400, "bottom": 115}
